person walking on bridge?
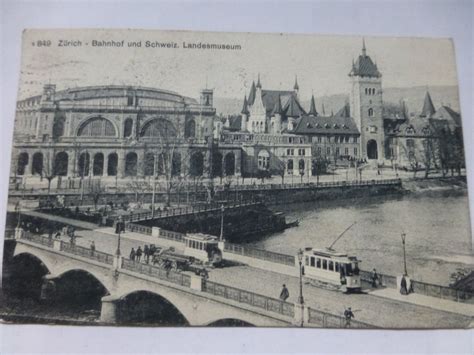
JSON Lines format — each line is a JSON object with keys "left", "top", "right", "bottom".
{"left": 130, "top": 247, "right": 136, "bottom": 261}
{"left": 279, "top": 284, "right": 289, "bottom": 302}
{"left": 136, "top": 246, "right": 143, "bottom": 262}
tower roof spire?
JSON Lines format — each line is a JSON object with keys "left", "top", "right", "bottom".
{"left": 421, "top": 91, "right": 436, "bottom": 117}
{"left": 308, "top": 94, "right": 318, "bottom": 116}
{"left": 256, "top": 73, "right": 262, "bottom": 88}
{"left": 362, "top": 38, "right": 367, "bottom": 56}
{"left": 294, "top": 75, "right": 299, "bottom": 91}
{"left": 241, "top": 94, "right": 249, "bottom": 115}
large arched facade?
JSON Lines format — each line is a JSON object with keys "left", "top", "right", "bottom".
{"left": 77, "top": 117, "right": 117, "bottom": 137}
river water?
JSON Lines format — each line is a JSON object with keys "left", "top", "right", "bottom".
{"left": 247, "top": 189, "right": 473, "bottom": 286}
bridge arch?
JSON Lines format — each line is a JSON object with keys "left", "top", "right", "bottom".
{"left": 206, "top": 318, "right": 256, "bottom": 327}
{"left": 115, "top": 290, "right": 189, "bottom": 325}
{"left": 5, "top": 252, "right": 50, "bottom": 300}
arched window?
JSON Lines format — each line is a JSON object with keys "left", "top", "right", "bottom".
{"left": 287, "top": 159, "right": 294, "bottom": 174}
{"left": 125, "top": 152, "right": 138, "bottom": 176}
{"left": 123, "top": 118, "right": 133, "bottom": 138}
{"left": 16, "top": 153, "right": 29, "bottom": 175}
{"left": 258, "top": 150, "right": 270, "bottom": 170}
{"left": 299, "top": 159, "right": 305, "bottom": 172}
{"left": 185, "top": 119, "right": 196, "bottom": 138}
{"left": 32, "top": 152, "right": 43, "bottom": 175}
{"left": 140, "top": 118, "right": 177, "bottom": 138}
{"left": 190, "top": 152, "right": 204, "bottom": 176}
{"left": 368, "top": 108, "right": 374, "bottom": 117}
{"left": 54, "top": 152, "right": 69, "bottom": 176}
{"left": 93, "top": 153, "right": 104, "bottom": 176}
{"left": 212, "top": 152, "right": 223, "bottom": 178}
{"left": 78, "top": 152, "right": 90, "bottom": 177}
{"left": 78, "top": 117, "right": 116, "bottom": 137}
{"left": 107, "top": 153, "right": 118, "bottom": 176}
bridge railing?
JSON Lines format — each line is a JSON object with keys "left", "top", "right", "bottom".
{"left": 158, "top": 229, "right": 185, "bottom": 242}
{"left": 117, "top": 200, "right": 262, "bottom": 223}
{"left": 203, "top": 280, "right": 295, "bottom": 318}
{"left": 410, "top": 280, "right": 474, "bottom": 304}
{"left": 21, "top": 231, "right": 54, "bottom": 248}
{"left": 224, "top": 243, "right": 295, "bottom": 266}
{"left": 307, "top": 307, "right": 376, "bottom": 328}
{"left": 61, "top": 242, "right": 114, "bottom": 265}
{"left": 126, "top": 223, "right": 153, "bottom": 235}
{"left": 121, "top": 257, "right": 191, "bottom": 288}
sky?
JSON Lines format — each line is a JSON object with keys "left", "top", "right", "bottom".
{"left": 17, "top": 29, "right": 459, "bottom": 103}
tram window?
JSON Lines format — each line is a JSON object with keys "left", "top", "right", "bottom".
{"left": 305, "top": 256, "right": 309, "bottom": 266}
{"left": 335, "top": 262, "right": 340, "bottom": 272}
{"left": 310, "top": 257, "right": 315, "bottom": 267}
{"left": 322, "top": 259, "right": 327, "bottom": 270}
{"left": 316, "top": 258, "right": 321, "bottom": 268}
{"left": 346, "top": 263, "right": 353, "bottom": 275}
{"left": 329, "top": 261, "right": 334, "bottom": 271}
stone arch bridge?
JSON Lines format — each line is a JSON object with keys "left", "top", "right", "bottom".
{"left": 5, "top": 233, "right": 297, "bottom": 327}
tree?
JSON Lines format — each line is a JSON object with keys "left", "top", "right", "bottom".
{"left": 270, "top": 159, "right": 286, "bottom": 184}
{"left": 43, "top": 150, "right": 56, "bottom": 196}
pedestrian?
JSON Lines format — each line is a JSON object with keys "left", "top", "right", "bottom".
{"left": 136, "top": 246, "right": 143, "bottom": 262}
{"left": 90, "top": 241, "right": 96, "bottom": 252}
{"left": 54, "top": 230, "right": 61, "bottom": 239}
{"left": 144, "top": 245, "right": 150, "bottom": 264}
{"left": 371, "top": 268, "right": 379, "bottom": 288}
{"left": 400, "top": 275, "right": 408, "bottom": 295}
{"left": 344, "top": 307, "right": 355, "bottom": 327}
{"left": 279, "top": 284, "right": 289, "bottom": 302}
{"left": 130, "top": 247, "right": 136, "bottom": 261}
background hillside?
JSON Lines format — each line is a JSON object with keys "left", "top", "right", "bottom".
{"left": 214, "top": 85, "right": 460, "bottom": 117}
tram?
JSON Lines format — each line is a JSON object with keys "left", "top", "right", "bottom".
{"left": 302, "top": 247, "right": 361, "bottom": 292}
{"left": 183, "top": 233, "right": 223, "bottom": 266}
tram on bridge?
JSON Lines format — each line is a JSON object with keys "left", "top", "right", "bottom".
{"left": 302, "top": 247, "right": 361, "bottom": 292}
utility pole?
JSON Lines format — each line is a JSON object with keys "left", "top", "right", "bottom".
{"left": 297, "top": 248, "right": 304, "bottom": 327}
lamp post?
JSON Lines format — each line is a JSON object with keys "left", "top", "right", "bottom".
{"left": 297, "top": 248, "right": 304, "bottom": 327}
{"left": 219, "top": 204, "right": 225, "bottom": 241}
{"left": 401, "top": 233, "right": 408, "bottom": 276}
{"left": 115, "top": 216, "right": 125, "bottom": 256}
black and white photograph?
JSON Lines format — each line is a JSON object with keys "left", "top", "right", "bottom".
{"left": 1, "top": 27, "right": 472, "bottom": 332}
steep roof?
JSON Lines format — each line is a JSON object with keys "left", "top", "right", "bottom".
{"left": 349, "top": 40, "right": 381, "bottom": 78}
{"left": 248, "top": 81, "right": 256, "bottom": 105}
{"left": 420, "top": 91, "right": 436, "bottom": 117}
{"left": 431, "top": 105, "right": 462, "bottom": 126}
{"left": 335, "top": 102, "right": 351, "bottom": 118}
{"left": 261, "top": 90, "right": 294, "bottom": 115}
{"left": 241, "top": 95, "right": 249, "bottom": 115}
{"left": 293, "top": 113, "right": 360, "bottom": 135}
{"left": 284, "top": 94, "right": 306, "bottom": 117}
{"left": 272, "top": 94, "right": 283, "bottom": 115}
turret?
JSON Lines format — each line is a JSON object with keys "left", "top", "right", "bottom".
{"left": 293, "top": 75, "right": 299, "bottom": 96}
{"left": 420, "top": 91, "right": 436, "bottom": 118}
{"left": 241, "top": 95, "right": 249, "bottom": 131}
{"left": 200, "top": 88, "right": 213, "bottom": 107}
{"left": 41, "top": 84, "right": 56, "bottom": 102}
{"left": 308, "top": 94, "right": 318, "bottom": 116}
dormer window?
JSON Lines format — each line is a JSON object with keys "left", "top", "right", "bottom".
{"left": 324, "top": 123, "right": 329, "bottom": 128}
{"left": 333, "top": 124, "right": 338, "bottom": 128}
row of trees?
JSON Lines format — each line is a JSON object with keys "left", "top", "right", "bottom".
{"left": 404, "top": 125, "right": 464, "bottom": 178}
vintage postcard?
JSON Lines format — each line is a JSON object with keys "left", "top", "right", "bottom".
{"left": 1, "top": 29, "right": 472, "bottom": 329}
